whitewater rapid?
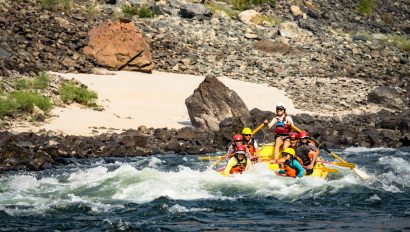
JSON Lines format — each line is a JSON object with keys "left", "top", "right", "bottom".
{"left": 1, "top": 147, "right": 409, "bottom": 218}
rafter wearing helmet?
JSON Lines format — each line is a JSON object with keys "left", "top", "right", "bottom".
{"left": 263, "top": 102, "right": 295, "bottom": 162}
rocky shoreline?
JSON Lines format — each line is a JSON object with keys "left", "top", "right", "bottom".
{"left": 1, "top": 0, "right": 409, "bottom": 171}
{"left": 2, "top": 107, "right": 409, "bottom": 172}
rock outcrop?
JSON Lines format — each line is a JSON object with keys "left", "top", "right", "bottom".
{"left": 367, "top": 85, "right": 407, "bottom": 110}
{"left": 83, "top": 20, "right": 154, "bottom": 73}
{"left": 185, "top": 76, "right": 251, "bottom": 131}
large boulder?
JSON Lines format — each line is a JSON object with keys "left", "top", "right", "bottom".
{"left": 180, "top": 3, "right": 212, "bottom": 18}
{"left": 83, "top": 20, "right": 154, "bottom": 73}
{"left": 185, "top": 76, "right": 251, "bottom": 131}
{"left": 238, "top": 10, "right": 261, "bottom": 25}
{"left": 367, "top": 86, "right": 407, "bottom": 110}
{"left": 279, "top": 21, "right": 312, "bottom": 41}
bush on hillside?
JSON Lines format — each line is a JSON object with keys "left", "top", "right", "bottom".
{"left": 40, "top": 0, "right": 72, "bottom": 10}
{"left": 232, "top": 0, "right": 275, "bottom": 10}
{"left": 122, "top": 5, "right": 155, "bottom": 18}
{"left": 0, "top": 91, "right": 52, "bottom": 118}
{"left": 12, "top": 91, "right": 53, "bottom": 112}
{"left": 358, "top": 0, "right": 378, "bottom": 15}
{"left": 15, "top": 72, "right": 51, "bottom": 91}
{"left": 60, "top": 81, "right": 98, "bottom": 106}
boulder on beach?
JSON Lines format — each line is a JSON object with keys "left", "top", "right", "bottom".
{"left": 185, "top": 76, "right": 251, "bottom": 132}
{"left": 83, "top": 20, "right": 154, "bottom": 73}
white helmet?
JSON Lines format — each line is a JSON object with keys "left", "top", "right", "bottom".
{"left": 276, "top": 102, "right": 286, "bottom": 110}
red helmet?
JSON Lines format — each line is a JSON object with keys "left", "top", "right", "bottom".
{"left": 235, "top": 145, "right": 247, "bottom": 154}
{"left": 233, "top": 134, "right": 243, "bottom": 141}
{"left": 289, "top": 132, "right": 299, "bottom": 139}
{"left": 299, "top": 131, "right": 309, "bottom": 139}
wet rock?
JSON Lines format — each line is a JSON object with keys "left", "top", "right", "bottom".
{"left": 83, "top": 20, "right": 154, "bottom": 73}
{"left": 154, "top": 128, "right": 172, "bottom": 141}
{"left": 185, "top": 76, "right": 251, "bottom": 131}
{"left": 164, "top": 140, "right": 182, "bottom": 153}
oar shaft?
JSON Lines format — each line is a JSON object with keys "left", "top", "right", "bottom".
{"left": 251, "top": 123, "right": 266, "bottom": 136}
{"left": 291, "top": 125, "right": 348, "bottom": 163}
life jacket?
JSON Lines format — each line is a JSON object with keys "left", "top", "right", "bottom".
{"left": 244, "top": 138, "right": 255, "bottom": 155}
{"left": 297, "top": 144, "right": 312, "bottom": 166}
{"left": 230, "top": 156, "right": 247, "bottom": 174}
{"left": 283, "top": 157, "right": 303, "bottom": 178}
{"left": 274, "top": 115, "right": 292, "bottom": 135}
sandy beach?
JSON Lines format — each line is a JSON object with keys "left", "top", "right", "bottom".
{"left": 10, "top": 71, "right": 307, "bottom": 136}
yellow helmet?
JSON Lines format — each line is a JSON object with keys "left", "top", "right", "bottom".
{"left": 282, "top": 148, "right": 295, "bottom": 156}
{"left": 242, "top": 127, "right": 252, "bottom": 135}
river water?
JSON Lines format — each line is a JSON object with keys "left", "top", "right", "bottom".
{"left": 0, "top": 147, "right": 409, "bottom": 231}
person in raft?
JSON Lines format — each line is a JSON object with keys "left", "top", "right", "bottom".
{"left": 227, "top": 134, "right": 251, "bottom": 160}
{"left": 276, "top": 148, "right": 305, "bottom": 178}
{"left": 295, "top": 131, "right": 319, "bottom": 175}
{"left": 242, "top": 127, "right": 260, "bottom": 161}
{"left": 223, "top": 145, "right": 253, "bottom": 176}
{"left": 263, "top": 102, "right": 294, "bottom": 162}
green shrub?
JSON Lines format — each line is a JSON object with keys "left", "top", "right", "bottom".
{"left": 15, "top": 79, "right": 32, "bottom": 90}
{"left": 11, "top": 91, "right": 52, "bottom": 112}
{"left": 41, "top": 0, "right": 72, "bottom": 10}
{"left": 232, "top": 0, "right": 275, "bottom": 10}
{"left": 14, "top": 72, "right": 50, "bottom": 91}
{"left": 122, "top": 5, "right": 155, "bottom": 18}
{"left": 86, "top": 5, "right": 100, "bottom": 21}
{"left": 33, "top": 72, "right": 51, "bottom": 90}
{"left": 358, "top": 0, "right": 377, "bottom": 15}
{"left": 60, "top": 81, "right": 98, "bottom": 106}
{"left": 389, "top": 35, "right": 410, "bottom": 52}
{"left": 0, "top": 97, "right": 18, "bottom": 118}
{"left": 207, "top": 2, "right": 238, "bottom": 17}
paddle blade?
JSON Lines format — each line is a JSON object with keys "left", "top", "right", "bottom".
{"left": 198, "top": 156, "right": 222, "bottom": 161}
{"left": 333, "top": 162, "right": 356, "bottom": 169}
{"left": 353, "top": 168, "right": 370, "bottom": 179}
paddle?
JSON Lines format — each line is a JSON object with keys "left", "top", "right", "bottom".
{"left": 206, "top": 123, "right": 266, "bottom": 169}
{"left": 263, "top": 160, "right": 339, "bottom": 173}
{"left": 291, "top": 124, "right": 370, "bottom": 179}
{"left": 198, "top": 155, "right": 223, "bottom": 161}
{"left": 315, "top": 160, "right": 356, "bottom": 169}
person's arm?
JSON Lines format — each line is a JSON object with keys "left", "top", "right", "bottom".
{"left": 253, "top": 140, "right": 260, "bottom": 157}
{"left": 307, "top": 149, "right": 319, "bottom": 169}
{"left": 264, "top": 118, "right": 277, "bottom": 129}
{"left": 286, "top": 115, "right": 294, "bottom": 125}
{"left": 245, "top": 158, "right": 253, "bottom": 170}
{"left": 226, "top": 144, "right": 235, "bottom": 159}
{"left": 292, "top": 160, "right": 305, "bottom": 178}
{"left": 306, "top": 144, "right": 319, "bottom": 169}
{"left": 222, "top": 158, "right": 237, "bottom": 176}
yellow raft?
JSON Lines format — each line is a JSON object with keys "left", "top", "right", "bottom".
{"left": 259, "top": 143, "right": 329, "bottom": 179}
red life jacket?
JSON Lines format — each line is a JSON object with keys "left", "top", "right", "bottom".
{"left": 244, "top": 138, "right": 256, "bottom": 155}
{"left": 283, "top": 157, "right": 303, "bottom": 178}
{"left": 230, "top": 157, "right": 247, "bottom": 174}
{"left": 274, "top": 115, "right": 291, "bottom": 135}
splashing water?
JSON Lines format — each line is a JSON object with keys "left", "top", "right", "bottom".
{"left": 0, "top": 148, "right": 409, "bottom": 231}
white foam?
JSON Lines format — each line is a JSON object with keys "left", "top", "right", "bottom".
{"left": 168, "top": 204, "right": 211, "bottom": 213}
{"left": 1, "top": 154, "right": 408, "bottom": 216}
{"left": 344, "top": 147, "right": 395, "bottom": 153}
{"left": 147, "top": 157, "right": 164, "bottom": 168}
{"left": 9, "top": 175, "right": 39, "bottom": 191}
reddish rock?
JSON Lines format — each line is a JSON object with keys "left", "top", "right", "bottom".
{"left": 83, "top": 20, "right": 154, "bottom": 73}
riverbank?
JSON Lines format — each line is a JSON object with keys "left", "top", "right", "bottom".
{"left": 9, "top": 70, "right": 307, "bottom": 136}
